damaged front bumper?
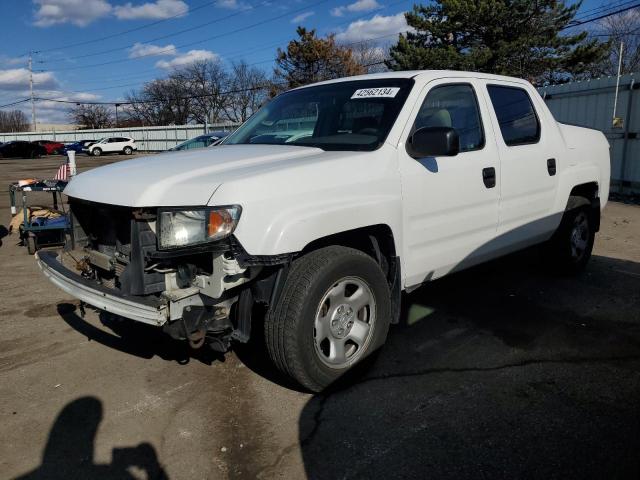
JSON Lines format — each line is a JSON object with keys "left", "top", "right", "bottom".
{"left": 36, "top": 250, "right": 170, "bottom": 326}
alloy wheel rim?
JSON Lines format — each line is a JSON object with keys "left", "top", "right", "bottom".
{"left": 570, "top": 212, "right": 589, "bottom": 261}
{"left": 313, "top": 276, "right": 376, "bottom": 369}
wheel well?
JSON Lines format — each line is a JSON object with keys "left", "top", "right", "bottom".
{"left": 301, "top": 225, "right": 397, "bottom": 279}
{"left": 569, "top": 182, "right": 598, "bottom": 202}
{"left": 568, "top": 181, "right": 601, "bottom": 232}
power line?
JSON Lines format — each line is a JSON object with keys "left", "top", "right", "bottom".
{"left": 41, "top": 0, "right": 331, "bottom": 72}
{"left": 32, "top": 0, "right": 213, "bottom": 54}
{"left": 566, "top": 2, "right": 640, "bottom": 28}
{"left": 41, "top": 0, "right": 274, "bottom": 63}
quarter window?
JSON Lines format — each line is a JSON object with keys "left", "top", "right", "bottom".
{"left": 413, "top": 84, "right": 485, "bottom": 152}
{"left": 487, "top": 85, "right": 540, "bottom": 146}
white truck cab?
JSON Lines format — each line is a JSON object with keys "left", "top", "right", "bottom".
{"left": 36, "top": 71, "right": 610, "bottom": 391}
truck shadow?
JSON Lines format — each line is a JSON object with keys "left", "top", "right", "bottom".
{"left": 14, "top": 396, "right": 168, "bottom": 480}
{"left": 56, "top": 303, "right": 222, "bottom": 366}
{"left": 296, "top": 252, "right": 640, "bottom": 479}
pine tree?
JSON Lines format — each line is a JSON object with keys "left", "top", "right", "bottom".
{"left": 274, "top": 27, "right": 365, "bottom": 90}
{"left": 386, "top": 0, "right": 609, "bottom": 83}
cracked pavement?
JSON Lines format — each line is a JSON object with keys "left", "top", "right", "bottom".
{"left": 1, "top": 155, "right": 639, "bottom": 479}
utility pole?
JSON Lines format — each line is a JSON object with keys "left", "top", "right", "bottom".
{"left": 28, "top": 52, "right": 37, "bottom": 132}
{"left": 115, "top": 103, "right": 120, "bottom": 128}
{"left": 612, "top": 41, "right": 624, "bottom": 128}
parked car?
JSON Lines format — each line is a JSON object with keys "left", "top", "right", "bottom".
{"left": 0, "top": 141, "right": 47, "bottom": 158}
{"left": 63, "top": 140, "right": 97, "bottom": 154}
{"left": 33, "top": 140, "right": 65, "bottom": 155}
{"left": 87, "top": 137, "right": 137, "bottom": 156}
{"left": 169, "top": 132, "right": 229, "bottom": 151}
{"left": 36, "top": 71, "right": 610, "bottom": 392}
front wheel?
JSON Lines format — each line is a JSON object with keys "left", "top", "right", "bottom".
{"left": 91, "top": 148, "right": 102, "bottom": 157}
{"left": 265, "top": 246, "right": 391, "bottom": 392}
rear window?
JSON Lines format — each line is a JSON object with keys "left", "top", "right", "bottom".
{"left": 487, "top": 85, "right": 540, "bottom": 146}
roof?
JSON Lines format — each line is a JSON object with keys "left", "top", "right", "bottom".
{"left": 295, "top": 70, "right": 532, "bottom": 89}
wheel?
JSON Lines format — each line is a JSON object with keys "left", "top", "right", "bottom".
{"left": 547, "top": 204, "right": 595, "bottom": 274}
{"left": 123, "top": 146, "right": 133, "bottom": 155}
{"left": 92, "top": 148, "right": 102, "bottom": 157}
{"left": 27, "top": 235, "right": 37, "bottom": 255}
{"left": 265, "top": 246, "right": 391, "bottom": 392}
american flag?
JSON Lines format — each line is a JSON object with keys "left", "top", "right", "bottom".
{"left": 53, "top": 163, "right": 70, "bottom": 181}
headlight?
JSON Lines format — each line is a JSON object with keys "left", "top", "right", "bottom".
{"left": 158, "top": 206, "right": 241, "bottom": 249}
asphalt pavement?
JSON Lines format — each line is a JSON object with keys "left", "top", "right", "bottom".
{"left": 0, "top": 153, "right": 639, "bottom": 479}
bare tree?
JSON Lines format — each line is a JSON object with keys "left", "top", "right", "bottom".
{"left": 126, "top": 75, "right": 192, "bottom": 126}
{"left": 350, "top": 41, "right": 389, "bottom": 74}
{"left": 180, "top": 59, "right": 229, "bottom": 124}
{"left": 595, "top": 9, "right": 640, "bottom": 76}
{"left": 0, "top": 109, "right": 30, "bottom": 132}
{"left": 69, "top": 104, "right": 113, "bottom": 129}
{"left": 224, "top": 61, "right": 268, "bottom": 123}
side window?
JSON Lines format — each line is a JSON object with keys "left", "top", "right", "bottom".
{"left": 487, "top": 85, "right": 540, "bottom": 146}
{"left": 414, "top": 84, "right": 484, "bottom": 152}
{"left": 108, "top": 138, "right": 118, "bottom": 143}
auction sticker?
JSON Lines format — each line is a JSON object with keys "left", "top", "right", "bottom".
{"left": 351, "top": 87, "right": 400, "bottom": 99}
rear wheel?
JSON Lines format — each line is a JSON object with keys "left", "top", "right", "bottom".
{"left": 123, "top": 146, "right": 133, "bottom": 155}
{"left": 265, "top": 246, "right": 391, "bottom": 392}
{"left": 547, "top": 203, "right": 595, "bottom": 274}
{"left": 92, "top": 147, "right": 102, "bottom": 157}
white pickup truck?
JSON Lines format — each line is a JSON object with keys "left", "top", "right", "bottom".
{"left": 36, "top": 71, "right": 610, "bottom": 391}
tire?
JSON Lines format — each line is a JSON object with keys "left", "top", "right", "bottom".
{"left": 27, "top": 235, "right": 37, "bottom": 255}
{"left": 123, "top": 146, "right": 133, "bottom": 155}
{"left": 547, "top": 203, "right": 595, "bottom": 274}
{"left": 92, "top": 147, "right": 102, "bottom": 157}
{"left": 265, "top": 246, "right": 391, "bottom": 392}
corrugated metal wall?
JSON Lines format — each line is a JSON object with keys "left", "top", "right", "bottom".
{"left": 538, "top": 73, "right": 639, "bottom": 193}
{"left": 0, "top": 122, "right": 239, "bottom": 151}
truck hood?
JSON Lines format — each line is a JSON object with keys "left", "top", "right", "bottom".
{"left": 64, "top": 144, "right": 325, "bottom": 207}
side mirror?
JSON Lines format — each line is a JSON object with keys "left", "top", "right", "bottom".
{"left": 406, "top": 126, "right": 460, "bottom": 158}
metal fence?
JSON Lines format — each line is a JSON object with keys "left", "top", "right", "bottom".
{"left": 0, "top": 122, "right": 239, "bottom": 151}
{"left": 538, "top": 73, "right": 639, "bottom": 194}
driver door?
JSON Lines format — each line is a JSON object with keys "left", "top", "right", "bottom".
{"left": 399, "top": 78, "right": 501, "bottom": 287}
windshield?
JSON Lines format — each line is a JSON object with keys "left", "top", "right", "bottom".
{"left": 224, "top": 78, "right": 414, "bottom": 151}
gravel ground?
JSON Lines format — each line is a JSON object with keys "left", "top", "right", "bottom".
{"left": 0, "top": 153, "right": 639, "bottom": 480}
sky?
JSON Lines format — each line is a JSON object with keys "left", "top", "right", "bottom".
{"left": 0, "top": 0, "right": 630, "bottom": 124}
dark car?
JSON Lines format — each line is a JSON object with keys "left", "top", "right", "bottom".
{"left": 33, "top": 140, "right": 65, "bottom": 155}
{"left": 0, "top": 141, "right": 47, "bottom": 158}
{"left": 168, "top": 132, "right": 229, "bottom": 151}
{"left": 63, "top": 139, "right": 97, "bottom": 154}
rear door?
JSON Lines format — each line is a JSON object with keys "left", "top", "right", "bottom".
{"left": 399, "top": 78, "right": 501, "bottom": 287}
{"left": 483, "top": 83, "right": 559, "bottom": 250}
{"left": 105, "top": 138, "right": 122, "bottom": 152}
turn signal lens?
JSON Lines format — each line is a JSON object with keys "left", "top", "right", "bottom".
{"left": 207, "top": 206, "right": 241, "bottom": 241}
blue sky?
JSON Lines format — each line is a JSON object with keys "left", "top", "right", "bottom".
{"left": 0, "top": 0, "right": 627, "bottom": 123}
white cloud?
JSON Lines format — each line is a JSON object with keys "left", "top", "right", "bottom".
{"left": 331, "top": 0, "right": 381, "bottom": 17}
{"left": 129, "top": 42, "right": 177, "bottom": 58}
{"left": 0, "top": 55, "right": 28, "bottom": 67}
{"left": 114, "top": 0, "right": 188, "bottom": 20}
{"left": 215, "top": 0, "right": 248, "bottom": 9}
{"left": 155, "top": 49, "right": 218, "bottom": 69}
{"left": 0, "top": 68, "right": 58, "bottom": 91}
{"left": 33, "top": 0, "right": 112, "bottom": 27}
{"left": 291, "top": 11, "right": 314, "bottom": 24}
{"left": 335, "top": 13, "right": 411, "bottom": 43}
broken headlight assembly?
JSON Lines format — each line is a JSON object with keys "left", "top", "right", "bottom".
{"left": 158, "top": 206, "right": 241, "bottom": 249}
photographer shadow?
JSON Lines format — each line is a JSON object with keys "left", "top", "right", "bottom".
{"left": 15, "top": 396, "right": 168, "bottom": 480}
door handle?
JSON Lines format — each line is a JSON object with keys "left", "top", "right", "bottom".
{"left": 547, "top": 158, "right": 556, "bottom": 176}
{"left": 482, "top": 167, "right": 496, "bottom": 188}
